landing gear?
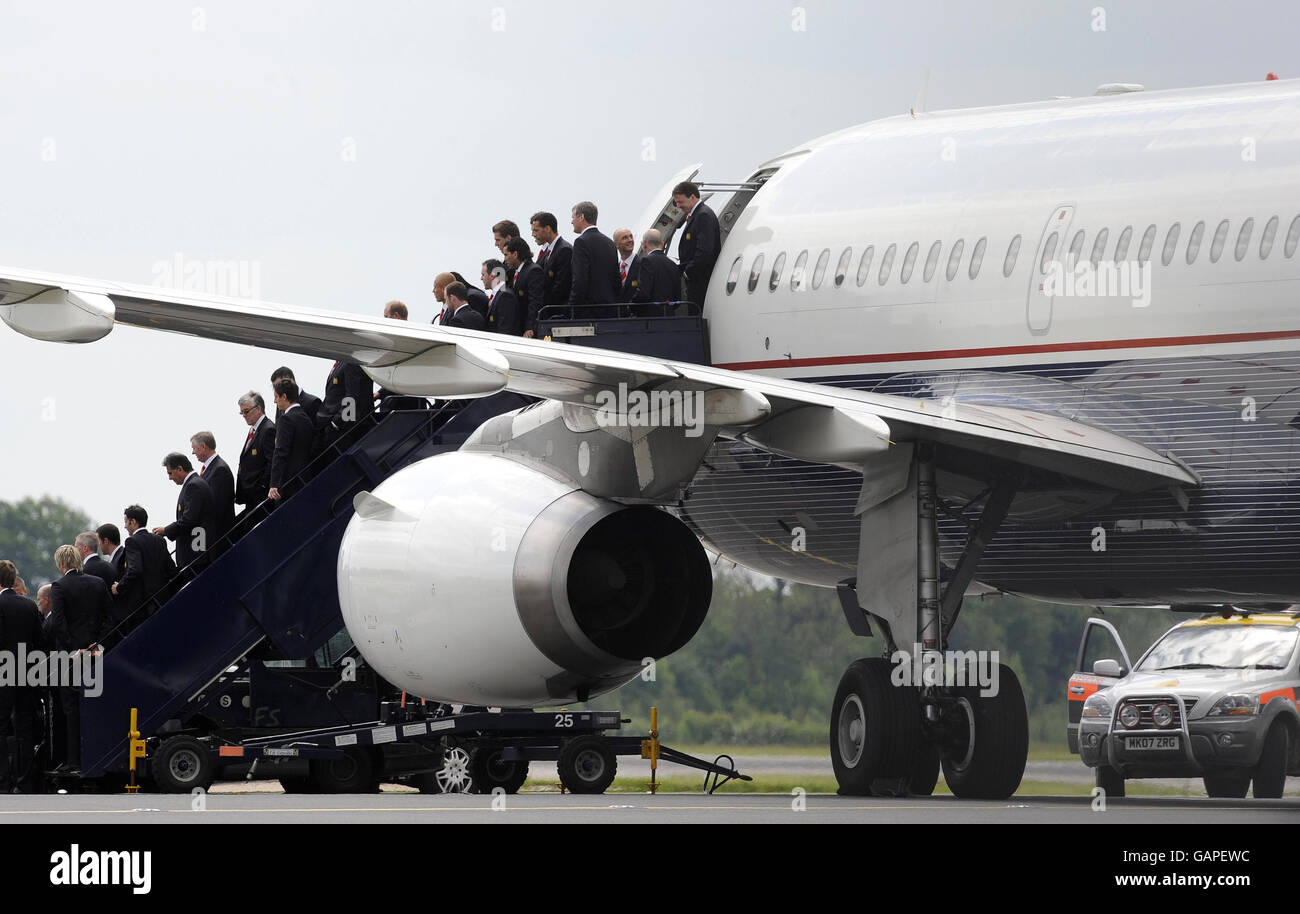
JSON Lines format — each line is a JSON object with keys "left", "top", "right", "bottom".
{"left": 829, "top": 659, "right": 919, "bottom": 795}
{"left": 939, "top": 665, "right": 1028, "bottom": 799}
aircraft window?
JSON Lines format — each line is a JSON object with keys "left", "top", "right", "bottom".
{"left": 1137, "top": 224, "right": 1157, "bottom": 263}
{"left": 878, "top": 243, "right": 897, "bottom": 285}
{"left": 968, "top": 237, "right": 987, "bottom": 279}
{"left": 1090, "top": 228, "right": 1109, "bottom": 266}
{"left": 1234, "top": 217, "right": 1254, "bottom": 262}
{"left": 1113, "top": 226, "right": 1133, "bottom": 262}
{"left": 769, "top": 252, "right": 787, "bottom": 291}
{"left": 748, "top": 253, "right": 765, "bottom": 293}
{"left": 791, "top": 250, "right": 809, "bottom": 291}
{"left": 1004, "top": 235, "right": 1022, "bottom": 277}
{"left": 1160, "top": 222, "right": 1180, "bottom": 266}
{"left": 1287, "top": 216, "right": 1300, "bottom": 258}
{"left": 725, "top": 256, "right": 743, "bottom": 295}
{"left": 1185, "top": 221, "right": 1205, "bottom": 264}
{"left": 1067, "top": 229, "right": 1086, "bottom": 266}
{"left": 923, "top": 241, "right": 942, "bottom": 281}
{"left": 1037, "top": 232, "right": 1058, "bottom": 274}
{"left": 856, "top": 246, "right": 874, "bottom": 286}
{"left": 1260, "top": 215, "right": 1279, "bottom": 259}
{"left": 900, "top": 242, "right": 919, "bottom": 283}
{"left": 834, "top": 247, "right": 853, "bottom": 287}
{"left": 811, "top": 248, "right": 831, "bottom": 289}
{"left": 1209, "top": 219, "right": 1229, "bottom": 263}
{"left": 946, "top": 239, "right": 965, "bottom": 280}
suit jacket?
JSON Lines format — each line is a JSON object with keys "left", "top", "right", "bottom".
{"left": 539, "top": 237, "right": 573, "bottom": 306}
{"left": 47, "top": 570, "right": 111, "bottom": 652}
{"left": 318, "top": 361, "right": 375, "bottom": 434}
{"left": 619, "top": 254, "right": 641, "bottom": 302}
{"left": 444, "top": 304, "right": 487, "bottom": 331}
{"left": 568, "top": 227, "right": 621, "bottom": 309}
{"left": 462, "top": 285, "right": 490, "bottom": 320}
{"left": 512, "top": 260, "right": 546, "bottom": 333}
{"left": 632, "top": 249, "right": 682, "bottom": 305}
{"left": 108, "top": 544, "right": 127, "bottom": 581}
{"left": 270, "top": 404, "right": 316, "bottom": 490}
{"left": 82, "top": 554, "right": 117, "bottom": 591}
{"left": 236, "top": 417, "right": 276, "bottom": 506}
{"left": 118, "top": 528, "right": 177, "bottom": 620}
{"left": 165, "top": 473, "right": 216, "bottom": 568}
{"left": 677, "top": 201, "right": 721, "bottom": 302}
{"left": 275, "top": 389, "right": 321, "bottom": 427}
{"left": 202, "top": 454, "right": 237, "bottom": 537}
{"left": 0, "top": 589, "right": 45, "bottom": 656}
{"left": 486, "top": 286, "right": 525, "bottom": 336}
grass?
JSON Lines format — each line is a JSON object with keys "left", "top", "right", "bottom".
{"left": 666, "top": 741, "right": 1078, "bottom": 761}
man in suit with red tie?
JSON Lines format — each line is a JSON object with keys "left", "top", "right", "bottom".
{"left": 672, "top": 180, "right": 721, "bottom": 309}
{"left": 191, "top": 431, "right": 236, "bottom": 539}
{"left": 567, "top": 201, "right": 621, "bottom": 317}
{"left": 504, "top": 238, "right": 545, "bottom": 335}
{"left": 613, "top": 228, "right": 641, "bottom": 303}
{"left": 235, "top": 391, "right": 276, "bottom": 511}
{"left": 527, "top": 212, "right": 572, "bottom": 336}
{"left": 482, "top": 259, "right": 524, "bottom": 336}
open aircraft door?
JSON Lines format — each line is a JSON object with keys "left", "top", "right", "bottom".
{"left": 635, "top": 163, "right": 704, "bottom": 253}
{"left": 1067, "top": 617, "right": 1131, "bottom": 753}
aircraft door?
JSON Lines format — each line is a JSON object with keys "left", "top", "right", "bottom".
{"left": 1027, "top": 204, "right": 1074, "bottom": 335}
{"left": 1067, "top": 617, "right": 1131, "bottom": 752}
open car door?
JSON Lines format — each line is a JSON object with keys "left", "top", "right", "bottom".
{"left": 1067, "top": 617, "right": 1132, "bottom": 753}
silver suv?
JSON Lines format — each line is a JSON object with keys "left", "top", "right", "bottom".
{"left": 1067, "top": 612, "right": 1299, "bottom": 798}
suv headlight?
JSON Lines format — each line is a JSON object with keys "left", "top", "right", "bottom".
{"left": 1081, "top": 692, "right": 1112, "bottom": 720}
{"left": 1118, "top": 703, "right": 1142, "bottom": 729}
{"left": 1206, "top": 694, "right": 1259, "bottom": 717}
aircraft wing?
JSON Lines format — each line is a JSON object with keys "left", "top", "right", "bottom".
{"left": 0, "top": 266, "right": 1197, "bottom": 492}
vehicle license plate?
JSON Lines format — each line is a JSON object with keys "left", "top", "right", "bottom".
{"left": 1126, "top": 736, "right": 1179, "bottom": 750}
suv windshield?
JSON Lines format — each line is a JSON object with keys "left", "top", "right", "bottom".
{"left": 1138, "top": 624, "right": 1298, "bottom": 672}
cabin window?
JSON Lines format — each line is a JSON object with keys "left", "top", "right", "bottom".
{"left": 1037, "top": 232, "right": 1058, "bottom": 274}
{"left": 1137, "top": 224, "right": 1157, "bottom": 263}
{"left": 1160, "top": 223, "right": 1180, "bottom": 266}
{"left": 811, "top": 248, "right": 831, "bottom": 289}
{"left": 725, "top": 256, "right": 743, "bottom": 295}
{"left": 1286, "top": 216, "right": 1300, "bottom": 258}
{"left": 878, "top": 244, "right": 897, "bottom": 285}
{"left": 748, "top": 253, "right": 765, "bottom": 293}
{"left": 1235, "top": 217, "right": 1254, "bottom": 262}
{"left": 900, "top": 242, "right": 920, "bottom": 283}
{"left": 1090, "top": 228, "right": 1108, "bottom": 266}
{"left": 790, "top": 250, "right": 809, "bottom": 291}
{"left": 769, "top": 252, "right": 787, "bottom": 291}
{"left": 1113, "top": 226, "right": 1133, "bottom": 262}
{"left": 1260, "top": 215, "right": 1279, "bottom": 259}
{"left": 1067, "top": 229, "right": 1086, "bottom": 266}
{"left": 968, "top": 237, "right": 987, "bottom": 279}
{"left": 923, "top": 241, "right": 942, "bottom": 281}
{"left": 834, "top": 247, "right": 853, "bottom": 288}
{"left": 1185, "top": 221, "right": 1205, "bottom": 264}
{"left": 1209, "top": 220, "right": 1229, "bottom": 263}
{"left": 856, "top": 246, "right": 874, "bottom": 286}
{"left": 946, "top": 239, "right": 964, "bottom": 280}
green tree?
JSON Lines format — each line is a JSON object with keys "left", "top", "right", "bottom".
{"left": 0, "top": 496, "right": 94, "bottom": 589}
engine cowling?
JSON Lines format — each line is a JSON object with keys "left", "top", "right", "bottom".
{"left": 337, "top": 451, "right": 712, "bottom": 707}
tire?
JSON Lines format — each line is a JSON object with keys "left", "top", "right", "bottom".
{"left": 941, "top": 663, "right": 1029, "bottom": 799}
{"left": 1203, "top": 773, "right": 1250, "bottom": 798}
{"left": 427, "top": 745, "right": 474, "bottom": 794}
{"left": 908, "top": 743, "right": 942, "bottom": 796}
{"left": 309, "top": 747, "right": 377, "bottom": 793}
{"left": 1095, "top": 764, "right": 1125, "bottom": 798}
{"left": 278, "top": 777, "right": 315, "bottom": 794}
{"left": 829, "top": 658, "right": 921, "bottom": 796}
{"left": 1252, "top": 724, "right": 1289, "bottom": 799}
{"left": 153, "top": 736, "right": 216, "bottom": 794}
{"left": 471, "top": 748, "right": 529, "bottom": 795}
{"left": 557, "top": 736, "right": 617, "bottom": 794}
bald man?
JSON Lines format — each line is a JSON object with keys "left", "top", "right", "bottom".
{"left": 432, "top": 272, "right": 488, "bottom": 323}
{"left": 632, "top": 229, "right": 682, "bottom": 310}
{"left": 614, "top": 228, "right": 640, "bottom": 302}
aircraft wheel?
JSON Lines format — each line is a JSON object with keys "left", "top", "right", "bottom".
{"left": 830, "top": 658, "right": 920, "bottom": 795}
{"left": 1202, "top": 773, "right": 1249, "bottom": 798}
{"left": 154, "top": 736, "right": 216, "bottom": 794}
{"left": 471, "top": 748, "right": 529, "bottom": 794}
{"left": 1095, "top": 764, "right": 1125, "bottom": 798}
{"left": 557, "top": 736, "right": 617, "bottom": 794}
{"left": 1251, "top": 724, "right": 1289, "bottom": 799}
{"left": 940, "top": 663, "right": 1028, "bottom": 799}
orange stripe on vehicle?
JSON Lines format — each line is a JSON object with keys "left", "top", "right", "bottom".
{"left": 218, "top": 746, "right": 245, "bottom": 757}
{"left": 1067, "top": 679, "right": 1100, "bottom": 701}
{"left": 1260, "top": 687, "right": 1296, "bottom": 706}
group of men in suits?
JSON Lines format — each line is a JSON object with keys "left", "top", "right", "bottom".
{"left": 431, "top": 184, "right": 722, "bottom": 337}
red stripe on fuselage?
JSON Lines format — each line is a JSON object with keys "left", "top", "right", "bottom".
{"left": 713, "top": 328, "right": 1300, "bottom": 372}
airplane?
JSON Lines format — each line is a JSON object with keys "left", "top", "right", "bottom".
{"left": 3, "top": 76, "right": 1297, "bottom": 799}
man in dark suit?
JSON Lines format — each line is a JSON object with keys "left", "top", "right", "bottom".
{"left": 75, "top": 532, "right": 117, "bottom": 591}
{"left": 432, "top": 272, "right": 489, "bottom": 323}
{"left": 97, "top": 524, "right": 126, "bottom": 582}
{"left": 191, "top": 431, "right": 236, "bottom": 540}
{"left": 153, "top": 453, "right": 215, "bottom": 569}
{"left": 567, "top": 201, "right": 621, "bottom": 316}
{"left": 504, "top": 238, "right": 546, "bottom": 335}
{"left": 0, "top": 560, "right": 45, "bottom": 791}
{"left": 528, "top": 212, "right": 573, "bottom": 335}
{"left": 318, "top": 359, "right": 375, "bottom": 446}
{"left": 236, "top": 391, "right": 276, "bottom": 510}
{"left": 632, "top": 229, "right": 683, "bottom": 310}
{"left": 672, "top": 180, "right": 722, "bottom": 308}
{"left": 47, "top": 545, "right": 112, "bottom": 770}
{"left": 482, "top": 259, "right": 525, "bottom": 336}
{"left": 114, "top": 505, "right": 177, "bottom": 627}
{"left": 613, "top": 228, "right": 641, "bottom": 303}
{"left": 492, "top": 219, "right": 521, "bottom": 284}
{"left": 269, "top": 378, "right": 317, "bottom": 502}
{"left": 441, "top": 283, "right": 487, "bottom": 331}
{"left": 270, "top": 367, "right": 322, "bottom": 426}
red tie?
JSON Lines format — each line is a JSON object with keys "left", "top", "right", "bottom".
{"left": 540, "top": 247, "right": 549, "bottom": 265}
{"left": 620, "top": 262, "right": 627, "bottom": 283}
{"left": 246, "top": 428, "right": 255, "bottom": 447}
{"left": 199, "top": 463, "right": 204, "bottom": 476}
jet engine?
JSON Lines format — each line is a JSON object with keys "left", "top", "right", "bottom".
{"left": 337, "top": 451, "right": 712, "bottom": 707}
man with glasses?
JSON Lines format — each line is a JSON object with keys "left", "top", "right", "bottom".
{"left": 235, "top": 391, "right": 276, "bottom": 513}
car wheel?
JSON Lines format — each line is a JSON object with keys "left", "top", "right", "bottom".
{"left": 1251, "top": 724, "right": 1289, "bottom": 799}
{"left": 1202, "top": 773, "right": 1249, "bottom": 798}
{"left": 1095, "top": 764, "right": 1125, "bottom": 798}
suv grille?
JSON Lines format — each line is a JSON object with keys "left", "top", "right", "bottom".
{"left": 1121, "top": 695, "right": 1191, "bottom": 728}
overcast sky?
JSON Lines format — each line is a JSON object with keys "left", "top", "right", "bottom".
{"left": 1, "top": 0, "right": 1296, "bottom": 556}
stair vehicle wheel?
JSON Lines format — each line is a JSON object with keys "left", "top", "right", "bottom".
{"left": 1251, "top": 724, "right": 1289, "bottom": 799}
{"left": 940, "top": 663, "right": 1028, "bottom": 799}
{"left": 426, "top": 745, "right": 474, "bottom": 794}
{"left": 1095, "top": 764, "right": 1125, "bottom": 798}
{"left": 309, "top": 747, "right": 377, "bottom": 793}
{"left": 557, "top": 736, "right": 617, "bottom": 794}
{"left": 471, "top": 748, "right": 529, "bottom": 794}
{"left": 278, "top": 776, "right": 315, "bottom": 794}
{"left": 829, "top": 658, "right": 920, "bottom": 796}
{"left": 154, "top": 736, "right": 216, "bottom": 794}
{"left": 1202, "top": 772, "right": 1250, "bottom": 798}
